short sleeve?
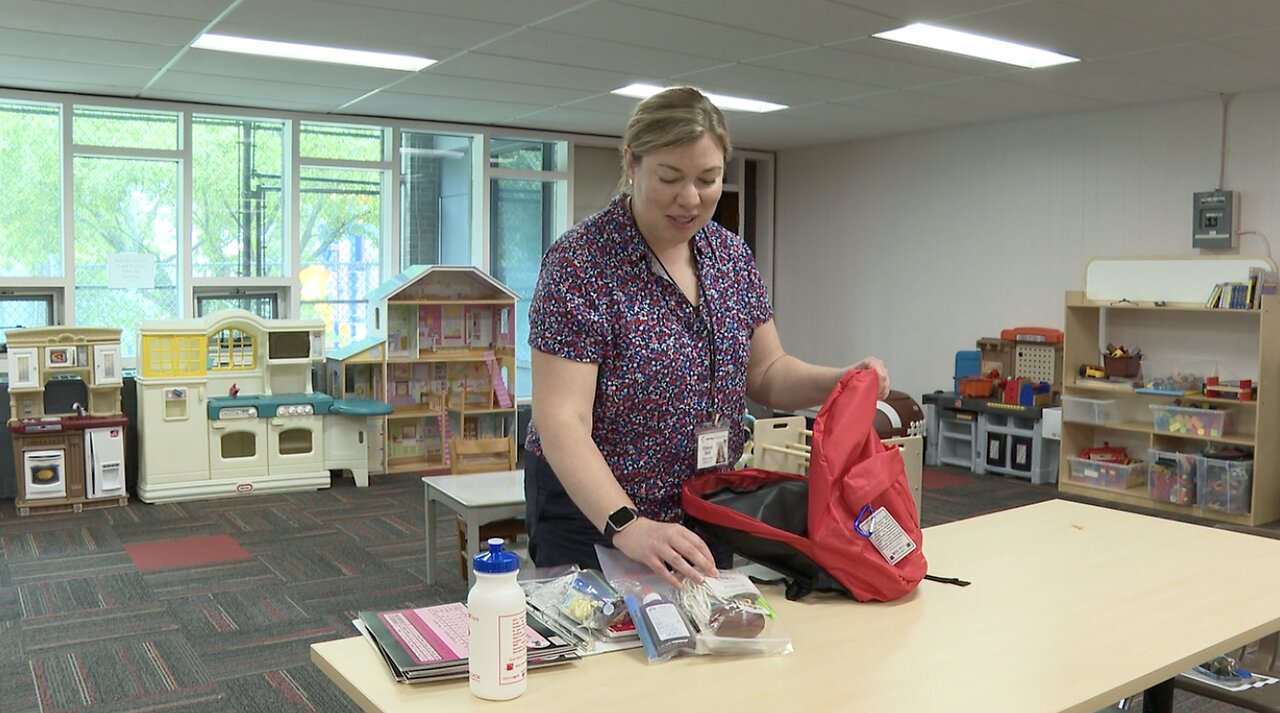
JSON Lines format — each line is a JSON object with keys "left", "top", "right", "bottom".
{"left": 730, "top": 234, "right": 774, "bottom": 330}
{"left": 527, "top": 239, "right": 611, "bottom": 363}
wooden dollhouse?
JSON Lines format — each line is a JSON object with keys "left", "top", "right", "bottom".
{"left": 325, "top": 265, "right": 519, "bottom": 476}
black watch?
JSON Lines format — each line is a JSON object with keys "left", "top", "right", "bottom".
{"left": 602, "top": 506, "right": 639, "bottom": 542}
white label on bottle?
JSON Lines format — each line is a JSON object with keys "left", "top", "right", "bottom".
{"left": 497, "top": 611, "right": 527, "bottom": 685}
{"left": 644, "top": 601, "right": 691, "bottom": 642}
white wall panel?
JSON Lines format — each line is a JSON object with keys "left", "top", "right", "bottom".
{"left": 774, "top": 94, "right": 1236, "bottom": 402}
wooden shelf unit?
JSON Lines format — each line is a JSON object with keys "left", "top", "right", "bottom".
{"left": 1058, "top": 290, "right": 1280, "bottom": 526}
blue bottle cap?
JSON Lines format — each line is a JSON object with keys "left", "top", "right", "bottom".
{"left": 472, "top": 537, "right": 520, "bottom": 574}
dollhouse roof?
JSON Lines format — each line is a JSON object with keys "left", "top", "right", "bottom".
{"left": 327, "top": 336, "right": 384, "bottom": 362}
{"left": 365, "top": 265, "right": 520, "bottom": 305}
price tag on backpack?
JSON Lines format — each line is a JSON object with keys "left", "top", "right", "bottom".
{"left": 865, "top": 507, "right": 916, "bottom": 565}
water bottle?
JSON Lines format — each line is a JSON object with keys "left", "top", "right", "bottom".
{"left": 468, "top": 538, "right": 527, "bottom": 700}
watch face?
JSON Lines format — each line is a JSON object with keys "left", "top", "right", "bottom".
{"left": 608, "top": 506, "right": 638, "bottom": 531}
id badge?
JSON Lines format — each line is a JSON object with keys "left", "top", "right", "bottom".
{"left": 695, "top": 418, "right": 732, "bottom": 470}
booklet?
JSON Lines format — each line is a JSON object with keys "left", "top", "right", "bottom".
{"left": 355, "top": 602, "right": 578, "bottom": 682}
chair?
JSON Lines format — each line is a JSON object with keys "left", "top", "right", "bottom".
{"left": 1173, "top": 525, "right": 1280, "bottom": 712}
{"left": 450, "top": 437, "right": 522, "bottom": 579}
{"left": 751, "top": 416, "right": 924, "bottom": 514}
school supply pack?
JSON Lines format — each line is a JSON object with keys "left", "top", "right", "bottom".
{"left": 683, "top": 369, "right": 930, "bottom": 601}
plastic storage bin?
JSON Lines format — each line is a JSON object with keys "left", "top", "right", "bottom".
{"left": 1195, "top": 456, "right": 1253, "bottom": 514}
{"left": 1147, "top": 450, "right": 1196, "bottom": 505}
{"left": 1149, "top": 404, "right": 1228, "bottom": 438}
{"left": 1067, "top": 456, "right": 1146, "bottom": 491}
{"left": 1060, "top": 396, "right": 1117, "bottom": 425}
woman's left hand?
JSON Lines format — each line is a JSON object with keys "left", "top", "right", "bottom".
{"left": 849, "top": 356, "right": 890, "bottom": 399}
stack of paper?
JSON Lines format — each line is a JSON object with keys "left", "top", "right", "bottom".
{"left": 354, "top": 602, "right": 578, "bottom": 683}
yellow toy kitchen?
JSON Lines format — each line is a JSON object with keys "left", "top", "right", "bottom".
{"left": 135, "top": 309, "right": 390, "bottom": 503}
{"left": 6, "top": 326, "right": 127, "bottom": 516}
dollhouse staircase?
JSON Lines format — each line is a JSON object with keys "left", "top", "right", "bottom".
{"left": 483, "top": 351, "right": 513, "bottom": 409}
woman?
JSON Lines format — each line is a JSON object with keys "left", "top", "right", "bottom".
{"left": 525, "top": 87, "right": 888, "bottom": 588}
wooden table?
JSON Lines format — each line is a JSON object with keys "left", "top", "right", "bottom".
{"left": 422, "top": 470, "right": 524, "bottom": 586}
{"left": 318, "top": 499, "right": 1280, "bottom": 712}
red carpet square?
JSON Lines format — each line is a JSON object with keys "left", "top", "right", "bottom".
{"left": 923, "top": 469, "right": 980, "bottom": 490}
{"left": 125, "top": 534, "right": 252, "bottom": 572}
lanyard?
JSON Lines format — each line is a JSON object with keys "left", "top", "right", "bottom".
{"left": 643, "top": 239, "right": 718, "bottom": 423}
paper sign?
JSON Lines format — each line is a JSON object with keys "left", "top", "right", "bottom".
{"left": 107, "top": 253, "right": 155, "bottom": 289}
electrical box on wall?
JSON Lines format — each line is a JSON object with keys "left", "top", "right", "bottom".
{"left": 1193, "top": 190, "right": 1239, "bottom": 248}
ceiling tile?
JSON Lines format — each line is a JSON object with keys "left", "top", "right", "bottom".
{"left": 536, "top": 1, "right": 807, "bottom": 61}
{"left": 830, "top": 0, "right": 1034, "bottom": 23}
{"left": 33, "top": 0, "right": 229, "bottom": 19}
{"left": 0, "top": 54, "right": 156, "bottom": 90}
{"left": 912, "top": 76, "right": 1112, "bottom": 117}
{"left": 215, "top": 1, "right": 517, "bottom": 57}
{"left": 609, "top": 0, "right": 896, "bottom": 44}
{"left": 676, "top": 63, "right": 885, "bottom": 104}
{"left": 1000, "top": 62, "right": 1209, "bottom": 106}
{"left": 944, "top": 1, "right": 1186, "bottom": 59}
{"left": 477, "top": 27, "right": 725, "bottom": 76}
{"left": 748, "top": 47, "right": 973, "bottom": 90}
{"left": 146, "top": 69, "right": 371, "bottom": 110}
{"left": 429, "top": 54, "right": 632, "bottom": 93}
{"left": 1055, "top": 0, "right": 1280, "bottom": 41}
{"left": 0, "top": 28, "right": 179, "bottom": 69}
{"left": 348, "top": 92, "right": 545, "bottom": 124}
{"left": 0, "top": 0, "right": 205, "bottom": 45}
{"left": 1092, "top": 42, "right": 1279, "bottom": 95}
{"left": 830, "top": 36, "right": 1010, "bottom": 78}
{"left": 387, "top": 73, "right": 597, "bottom": 105}
{"left": 173, "top": 50, "right": 408, "bottom": 89}
{"left": 317, "top": 0, "right": 592, "bottom": 26}
{"left": 835, "top": 89, "right": 1023, "bottom": 124}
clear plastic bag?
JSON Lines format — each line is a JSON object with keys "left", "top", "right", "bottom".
{"left": 596, "top": 546, "right": 695, "bottom": 663}
{"left": 677, "top": 569, "right": 793, "bottom": 656}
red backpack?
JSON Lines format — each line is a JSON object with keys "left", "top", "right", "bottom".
{"left": 683, "top": 370, "right": 929, "bottom": 601}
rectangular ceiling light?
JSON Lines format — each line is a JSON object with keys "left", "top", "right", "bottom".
{"left": 192, "top": 33, "right": 435, "bottom": 72}
{"left": 872, "top": 23, "right": 1078, "bottom": 69}
{"left": 611, "top": 83, "right": 787, "bottom": 113}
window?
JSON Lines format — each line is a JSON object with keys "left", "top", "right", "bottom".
{"left": 488, "top": 136, "right": 568, "bottom": 400}
{"left": 73, "top": 106, "right": 179, "bottom": 150}
{"left": 401, "top": 131, "right": 477, "bottom": 267}
{"left": 191, "top": 115, "right": 287, "bottom": 278}
{"left": 195, "top": 291, "right": 279, "bottom": 319}
{"left": 0, "top": 101, "right": 62, "bottom": 277}
{"left": 298, "top": 166, "right": 384, "bottom": 349}
{"left": 73, "top": 156, "right": 180, "bottom": 358}
{"left": 0, "top": 295, "right": 54, "bottom": 346}
{"left": 300, "top": 121, "right": 385, "bottom": 161}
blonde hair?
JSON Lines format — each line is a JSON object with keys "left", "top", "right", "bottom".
{"left": 617, "top": 87, "right": 732, "bottom": 194}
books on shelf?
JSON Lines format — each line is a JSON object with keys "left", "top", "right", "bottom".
{"left": 354, "top": 602, "right": 578, "bottom": 683}
{"left": 1205, "top": 271, "right": 1277, "bottom": 310}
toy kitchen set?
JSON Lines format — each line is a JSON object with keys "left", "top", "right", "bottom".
{"left": 5, "top": 326, "right": 128, "bottom": 516}
{"left": 135, "top": 310, "right": 389, "bottom": 504}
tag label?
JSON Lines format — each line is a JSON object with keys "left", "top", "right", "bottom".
{"left": 866, "top": 507, "right": 917, "bottom": 565}
{"left": 695, "top": 421, "right": 731, "bottom": 470}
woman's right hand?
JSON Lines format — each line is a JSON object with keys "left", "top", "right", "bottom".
{"left": 611, "top": 518, "right": 718, "bottom": 589}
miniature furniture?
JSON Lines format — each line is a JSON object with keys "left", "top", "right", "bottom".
{"left": 449, "top": 437, "right": 521, "bottom": 578}
{"left": 316, "top": 500, "right": 1280, "bottom": 713}
{"left": 922, "top": 392, "right": 1060, "bottom": 485}
{"left": 5, "top": 326, "right": 127, "bottom": 516}
{"left": 421, "top": 470, "right": 524, "bottom": 586}
{"left": 1058, "top": 286, "right": 1280, "bottom": 526}
{"left": 135, "top": 309, "right": 345, "bottom": 503}
{"left": 326, "top": 265, "right": 519, "bottom": 478}
{"left": 752, "top": 416, "right": 923, "bottom": 514}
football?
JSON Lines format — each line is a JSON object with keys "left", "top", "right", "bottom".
{"left": 874, "top": 390, "right": 925, "bottom": 439}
